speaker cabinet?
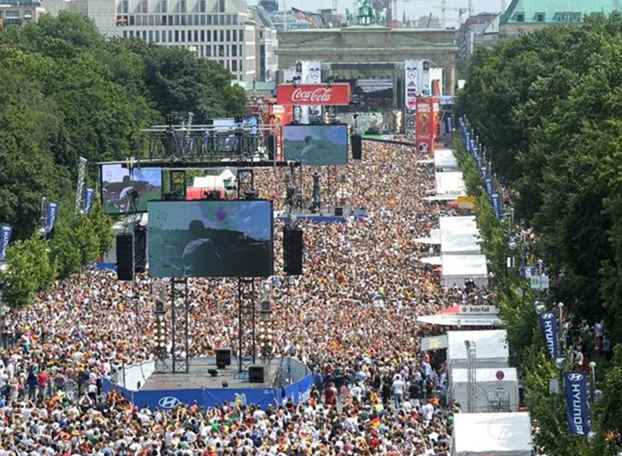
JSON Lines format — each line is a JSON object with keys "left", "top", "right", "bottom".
{"left": 248, "top": 365, "right": 265, "bottom": 383}
{"left": 116, "top": 233, "right": 134, "bottom": 281}
{"left": 134, "top": 224, "right": 146, "bottom": 274}
{"left": 283, "top": 227, "right": 303, "bottom": 275}
{"left": 334, "top": 207, "right": 344, "bottom": 217}
{"left": 216, "top": 348, "right": 231, "bottom": 369}
{"left": 351, "top": 133, "right": 362, "bottom": 160}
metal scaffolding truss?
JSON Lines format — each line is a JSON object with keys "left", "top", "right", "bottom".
{"left": 170, "top": 278, "right": 190, "bottom": 374}
{"left": 237, "top": 278, "right": 257, "bottom": 372}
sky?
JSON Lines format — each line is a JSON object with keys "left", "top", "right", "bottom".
{"left": 249, "top": 0, "right": 504, "bottom": 26}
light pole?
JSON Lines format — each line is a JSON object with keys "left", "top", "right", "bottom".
{"left": 589, "top": 361, "right": 596, "bottom": 399}
{"left": 558, "top": 302, "right": 565, "bottom": 355}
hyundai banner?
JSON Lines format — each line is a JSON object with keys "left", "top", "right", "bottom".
{"left": 83, "top": 188, "right": 95, "bottom": 214}
{"left": 538, "top": 312, "right": 560, "bottom": 361}
{"left": 564, "top": 372, "right": 591, "bottom": 436}
{"left": 0, "top": 225, "right": 12, "bottom": 262}
{"left": 45, "top": 203, "right": 58, "bottom": 234}
{"left": 485, "top": 177, "right": 493, "bottom": 196}
{"left": 276, "top": 83, "right": 351, "bottom": 106}
{"left": 491, "top": 193, "right": 501, "bottom": 219}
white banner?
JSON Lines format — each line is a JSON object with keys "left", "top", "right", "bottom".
{"left": 301, "top": 61, "right": 322, "bottom": 123}
{"left": 404, "top": 60, "right": 420, "bottom": 111}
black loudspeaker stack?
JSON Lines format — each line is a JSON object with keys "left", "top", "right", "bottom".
{"left": 248, "top": 365, "right": 265, "bottom": 383}
{"left": 116, "top": 233, "right": 134, "bottom": 281}
{"left": 351, "top": 133, "right": 362, "bottom": 160}
{"left": 283, "top": 227, "right": 303, "bottom": 275}
{"left": 216, "top": 348, "right": 231, "bottom": 369}
{"left": 134, "top": 224, "right": 147, "bottom": 273}
{"left": 266, "top": 134, "right": 275, "bottom": 161}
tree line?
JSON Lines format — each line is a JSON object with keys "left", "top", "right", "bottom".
{"left": 458, "top": 14, "right": 622, "bottom": 343}
{"left": 0, "top": 12, "right": 246, "bottom": 306}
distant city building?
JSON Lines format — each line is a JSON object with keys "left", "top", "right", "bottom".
{"left": 0, "top": 0, "right": 44, "bottom": 28}
{"left": 456, "top": 12, "right": 498, "bottom": 61}
{"left": 42, "top": 0, "right": 276, "bottom": 82}
{"left": 500, "top": 0, "right": 620, "bottom": 36}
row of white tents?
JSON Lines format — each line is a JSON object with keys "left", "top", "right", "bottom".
{"left": 419, "top": 149, "right": 534, "bottom": 456}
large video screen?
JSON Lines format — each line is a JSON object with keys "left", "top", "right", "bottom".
{"left": 334, "top": 78, "right": 395, "bottom": 112}
{"left": 283, "top": 124, "right": 348, "bottom": 166}
{"left": 148, "top": 200, "right": 274, "bottom": 278}
{"left": 101, "top": 165, "right": 162, "bottom": 214}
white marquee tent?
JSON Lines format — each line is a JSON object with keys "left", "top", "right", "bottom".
{"left": 441, "top": 254, "right": 488, "bottom": 288}
{"left": 447, "top": 329, "right": 509, "bottom": 369}
{"left": 435, "top": 171, "right": 466, "bottom": 197}
{"left": 440, "top": 216, "right": 481, "bottom": 255}
{"left": 452, "top": 412, "right": 533, "bottom": 456}
{"left": 434, "top": 148, "right": 459, "bottom": 171}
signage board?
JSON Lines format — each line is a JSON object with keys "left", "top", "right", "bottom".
{"left": 276, "top": 83, "right": 351, "bottom": 106}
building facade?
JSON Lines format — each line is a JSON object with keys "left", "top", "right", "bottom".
{"left": 0, "top": 0, "right": 44, "bottom": 29}
{"left": 456, "top": 13, "right": 498, "bottom": 62}
{"left": 500, "top": 0, "right": 619, "bottom": 36}
{"left": 43, "top": 0, "right": 276, "bottom": 82}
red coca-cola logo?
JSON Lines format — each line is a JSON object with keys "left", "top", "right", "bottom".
{"left": 291, "top": 87, "right": 332, "bottom": 103}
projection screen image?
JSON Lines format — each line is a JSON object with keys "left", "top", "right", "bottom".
{"left": 101, "top": 165, "right": 162, "bottom": 214}
{"left": 148, "top": 200, "right": 274, "bottom": 278}
{"left": 283, "top": 124, "right": 348, "bottom": 166}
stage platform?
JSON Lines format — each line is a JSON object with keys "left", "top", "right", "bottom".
{"left": 276, "top": 206, "right": 368, "bottom": 224}
{"left": 103, "top": 356, "right": 314, "bottom": 410}
{"left": 142, "top": 357, "right": 282, "bottom": 390}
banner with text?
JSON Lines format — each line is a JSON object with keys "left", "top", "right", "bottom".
{"left": 276, "top": 83, "right": 351, "bottom": 106}
{"left": 538, "top": 311, "right": 560, "bottom": 361}
{"left": 0, "top": 225, "right": 12, "bottom": 262}
{"left": 404, "top": 60, "right": 420, "bottom": 111}
{"left": 564, "top": 372, "right": 591, "bottom": 436}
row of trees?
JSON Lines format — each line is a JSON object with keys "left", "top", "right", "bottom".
{"left": 458, "top": 14, "right": 622, "bottom": 342}
{"left": 454, "top": 139, "right": 622, "bottom": 456}
{"left": 0, "top": 12, "right": 246, "bottom": 240}
{"left": 1, "top": 203, "right": 113, "bottom": 307}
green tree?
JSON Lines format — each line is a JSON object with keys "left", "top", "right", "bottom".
{"left": 0, "top": 236, "right": 55, "bottom": 307}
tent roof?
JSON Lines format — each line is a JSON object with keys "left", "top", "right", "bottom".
{"left": 434, "top": 148, "right": 458, "bottom": 169}
{"left": 447, "top": 329, "right": 508, "bottom": 361}
{"left": 414, "top": 228, "right": 441, "bottom": 245}
{"left": 451, "top": 367, "right": 518, "bottom": 383}
{"left": 453, "top": 412, "right": 533, "bottom": 456}
{"left": 435, "top": 171, "right": 466, "bottom": 196}
{"left": 417, "top": 313, "right": 502, "bottom": 327}
{"left": 442, "top": 254, "right": 488, "bottom": 278}
{"left": 418, "top": 256, "right": 442, "bottom": 266}
{"left": 440, "top": 216, "right": 481, "bottom": 254}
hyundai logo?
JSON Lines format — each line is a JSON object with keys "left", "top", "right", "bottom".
{"left": 568, "top": 373, "right": 583, "bottom": 382}
{"left": 158, "top": 396, "right": 182, "bottom": 409}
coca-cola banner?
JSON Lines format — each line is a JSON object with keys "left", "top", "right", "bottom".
{"left": 276, "top": 84, "right": 352, "bottom": 106}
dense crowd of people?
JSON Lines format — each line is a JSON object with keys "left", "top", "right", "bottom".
{"left": 0, "top": 141, "right": 472, "bottom": 454}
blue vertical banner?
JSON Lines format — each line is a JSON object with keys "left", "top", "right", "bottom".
{"left": 0, "top": 225, "right": 12, "bottom": 262}
{"left": 564, "top": 373, "right": 591, "bottom": 436}
{"left": 83, "top": 188, "right": 95, "bottom": 214}
{"left": 45, "top": 203, "right": 58, "bottom": 234}
{"left": 538, "top": 312, "right": 560, "bottom": 360}
{"left": 484, "top": 176, "right": 492, "bottom": 195}
{"left": 491, "top": 192, "right": 501, "bottom": 218}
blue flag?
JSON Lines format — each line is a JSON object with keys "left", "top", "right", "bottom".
{"left": 46, "top": 203, "right": 58, "bottom": 234}
{"left": 0, "top": 225, "right": 12, "bottom": 262}
{"left": 83, "top": 188, "right": 95, "bottom": 214}
{"left": 491, "top": 192, "right": 501, "bottom": 218}
{"left": 564, "top": 372, "right": 591, "bottom": 436}
{"left": 538, "top": 312, "right": 560, "bottom": 360}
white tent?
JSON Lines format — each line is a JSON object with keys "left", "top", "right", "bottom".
{"left": 450, "top": 367, "right": 519, "bottom": 412}
{"left": 417, "top": 313, "right": 502, "bottom": 327}
{"left": 435, "top": 171, "right": 466, "bottom": 196}
{"left": 434, "top": 148, "right": 458, "bottom": 171}
{"left": 440, "top": 216, "right": 481, "bottom": 255}
{"left": 452, "top": 412, "right": 533, "bottom": 456}
{"left": 441, "top": 254, "right": 488, "bottom": 288}
{"left": 447, "top": 329, "right": 509, "bottom": 369}
{"left": 418, "top": 256, "right": 442, "bottom": 266}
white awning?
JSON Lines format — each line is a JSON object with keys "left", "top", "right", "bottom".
{"left": 418, "top": 256, "right": 442, "bottom": 266}
{"left": 417, "top": 313, "right": 502, "bottom": 327}
{"left": 434, "top": 148, "right": 458, "bottom": 170}
{"left": 453, "top": 412, "right": 533, "bottom": 456}
{"left": 435, "top": 171, "right": 466, "bottom": 196}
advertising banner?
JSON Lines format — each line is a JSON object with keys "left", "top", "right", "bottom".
{"left": 485, "top": 177, "right": 493, "bottom": 196}
{"left": 538, "top": 312, "right": 560, "bottom": 361}
{"left": 491, "top": 192, "right": 501, "bottom": 219}
{"left": 0, "top": 225, "right": 12, "bottom": 262}
{"left": 415, "top": 97, "right": 439, "bottom": 153}
{"left": 301, "top": 61, "right": 321, "bottom": 123}
{"left": 564, "top": 372, "right": 591, "bottom": 436}
{"left": 83, "top": 188, "right": 95, "bottom": 214}
{"left": 404, "top": 60, "right": 420, "bottom": 111}
{"left": 45, "top": 203, "right": 58, "bottom": 234}
{"left": 75, "top": 157, "right": 87, "bottom": 213}
{"left": 276, "top": 83, "right": 351, "bottom": 106}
